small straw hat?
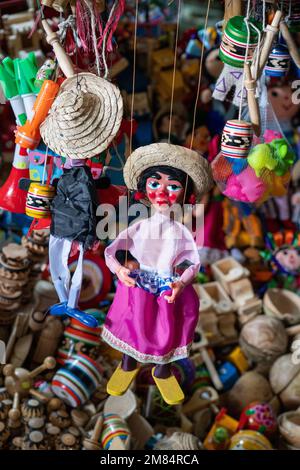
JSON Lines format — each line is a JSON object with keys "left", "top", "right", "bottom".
{"left": 40, "top": 73, "right": 123, "bottom": 159}
{"left": 123, "top": 143, "right": 214, "bottom": 200}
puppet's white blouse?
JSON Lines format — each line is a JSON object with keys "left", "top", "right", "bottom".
{"left": 105, "top": 210, "right": 200, "bottom": 285}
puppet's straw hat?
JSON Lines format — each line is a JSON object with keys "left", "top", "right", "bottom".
{"left": 123, "top": 143, "right": 214, "bottom": 200}
{"left": 40, "top": 73, "right": 123, "bottom": 159}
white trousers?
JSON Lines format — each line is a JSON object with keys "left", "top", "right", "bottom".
{"left": 49, "top": 234, "right": 84, "bottom": 309}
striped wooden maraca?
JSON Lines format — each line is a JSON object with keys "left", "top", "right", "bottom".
{"left": 219, "top": 16, "right": 262, "bottom": 68}
{"left": 51, "top": 353, "right": 103, "bottom": 407}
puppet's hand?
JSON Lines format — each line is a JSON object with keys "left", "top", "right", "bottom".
{"left": 116, "top": 266, "right": 136, "bottom": 287}
{"left": 164, "top": 281, "right": 185, "bottom": 303}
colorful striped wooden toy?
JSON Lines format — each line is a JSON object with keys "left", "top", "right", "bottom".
{"left": 219, "top": 16, "right": 261, "bottom": 68}
{"left": 51, "top": 353, "right": 103, "bottom": 407}
{"left": 265, "top": 44, "right": 290, "bottom": 77}
{"left": 25, "top": 182, "right": 55, "bottom": 219}
{"left": 101, "top": 414, "right": 130, "bottom": 450}
{"left": 57, "top": 318, "right": 102, "bottom": 365}
{"left": 221, "top": 120, "right": 253, "bottom": 159}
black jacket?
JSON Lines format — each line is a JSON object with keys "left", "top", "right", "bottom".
{"left": 50, "top": 166, "right": 98, "bottom": 250}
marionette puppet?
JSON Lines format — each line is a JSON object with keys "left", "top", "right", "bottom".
{"left": 39, "top": 72, "right": 123, "bottom": 328}
{"left": 101, "top": 143, "right": 213, "bottom": 405}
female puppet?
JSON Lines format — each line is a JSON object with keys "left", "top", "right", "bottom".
{"left": 101, "top": 143, "right": 213, "bottom": 405}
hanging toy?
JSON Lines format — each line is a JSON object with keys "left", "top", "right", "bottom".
{"left": 0, "top": 53, "right": 40, "bottom": 214}
{"left": 25, "top": 182, "right": 56, "bottom": 219}
{"left": 265, "top": 44, "right": 290, "bottom": 77}
{"left": 221, "top": 120, "right": 253, "bottom": 160}
{"left": 102, "top": 143, "right": 213, "bottom": 406}
{"left": 213, "top": 15, "right": 262, "bottom": 107}
{"left": 15, "top": 79, "right": 60, "bottom": 153}
{"left": 39, "top": 18, "right": 123, "bottom": 330}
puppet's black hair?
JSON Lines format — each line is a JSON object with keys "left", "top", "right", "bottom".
{"left": 136, "top": 165, "right": 194, "bottom": 204}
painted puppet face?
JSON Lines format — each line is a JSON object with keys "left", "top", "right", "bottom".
{"left": 275, "top": 247, "right": 300, "bottom": 272}
{"left": 146, "top": 171, "right": 184, "bottom": 212}
{"left": 268, "top": 85, "right": 300, "bottom": 120}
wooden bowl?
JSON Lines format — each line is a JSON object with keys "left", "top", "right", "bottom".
{"left": 278, "top": 411, "right": 300, "bottom": 448}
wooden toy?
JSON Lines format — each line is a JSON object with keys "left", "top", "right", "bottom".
{"left": 256, "top": 10, "right": 283, "bottom": 76}
{"left": 49, "top": 409, "right": 71, "bottom": 430}
{"left": 225, "top": 371, "right": 276, "bottom": 418}
{"left": 221, "top": 120, "right": 253, "bottom": 159}
{"left": 226, "top": 346, "right": 249, "bottom": 374}
{"left": 83, "top": 414, "right": 103, "bottom": 450}
{"left": 214, "top": 15, "right": 261, "bottom": 106}
{"left": 32, "top": 316, "right": 63, "bottom": 365}
{"left": 154, "top": 432, "right": 202, "bottom": 450}
{"left": 217, "top": 362, "right": 239, "bottom": 391}
{"left": 244, "top": 63, "right": 261, "bottom": 137}
{"left": 182, "top": 386, "right": 219, "bottom": 417}
{"left": 239, "top": 316, "right": 288, "bottom": 372}
{"left": 57, "top": 317, "right": 102, "bottom": 365}
{"left": 101, "top": 414, "right": 130, "bottom": 450}
{"left": 229, "top": 430, "right": 273, "bottom": 450}
{"left": 269, "top": 354, "right": 300, "bottom": 410}
{"left": 211, "top": 257, "right": 250, "bottom": 293}
{"left": 195, "top": 282, "right": 237, "bottom": 346}
{"left": 52, "top": 353, "right": 103, "bottom": 407}
{"left": 263, "top": 288, "right": 300, "bottom": 325}
{"left": 265, "top": 44, "right": 290, "bottom": 77}
{"left": 21, "top": 398, "right": 44, "bottom": 423}
{"left": 278, "top": 411, "right": 300, "bottom": 449}
{"left": 104, "top": 389, "right": 137, "bottom": 421}
{"left": 25, "top": 182, "right": 56, "bottom": 219}
{"left": 238, "top": 402, "right": 277, "bottom": 437}
{"left": 204, "top": 408, "right": 239, "bottom": 450}
{"left": 55, "top": 429, "right": 81, "bottom": 450}
{"left": 45, "top": 423, "right": 61, "bottom": 450}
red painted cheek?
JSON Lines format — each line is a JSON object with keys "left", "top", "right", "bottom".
{"left": 168, "top": 193, "right": 179, "bottom": 203}
{"left": 148, "top": 191, "right": 156, "bottom": 199}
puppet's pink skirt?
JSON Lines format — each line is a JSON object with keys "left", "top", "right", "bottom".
{"left": 101, "top": 281, "right": 199, "bottom": 364}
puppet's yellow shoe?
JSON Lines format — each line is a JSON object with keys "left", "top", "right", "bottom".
{"left": 106, "top": 363, "right": 139, "bottom": 396}
{"left": 151, "top": 367, "right": 185, "bottom": 406}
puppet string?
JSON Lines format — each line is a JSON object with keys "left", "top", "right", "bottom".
{"left": 189, "top": 0, "right": 211, "bottom": 151}
{"left": 126, "top": 0, "right": 139, "bottom": 267}
{"left": 129, "top": 0, "right": 139, "bottom": 156}
{"left": 238, "top": 13, "right": 251, "bottom": 121}
{"left": 42, "top": 146, "right": 49, "bottom": 185}
{"left": 168, "top": 0, "right": 182, "bottom": 143}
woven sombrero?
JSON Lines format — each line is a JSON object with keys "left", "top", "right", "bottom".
{"left": 123, "top": 143, "right": 214, "bottom": 200}
{"left": 40, "top": 73, "right": 123, "bottom": 159}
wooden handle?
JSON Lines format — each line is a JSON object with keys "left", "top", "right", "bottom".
{"left": 41, "top": 19, "right": 75, "bottom": 78}
{"left": 28, "top": 356, "right": 56, "bottom": 379}
{"left": 257, "top": 10, "right": 283, "bottom": 77}
{"left": 244, "top": 62, "right": 261, "bottom": 137}
{"left": 201, "top": 348, "right": 223, "bottom": 391}
{"left": 182, "top": 386, "right": 219, "bottom": 415}
{"left": 280, "top": 21, "right": 300, "bottom": 68}
{"left": 92, "top": 414, "right": 104, "bottom": 441}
